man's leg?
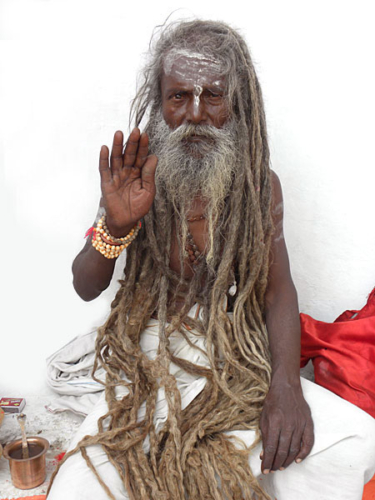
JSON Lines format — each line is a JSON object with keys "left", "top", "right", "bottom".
{"left": 47, "top": 392, "right": 129, "bottom": 500}
{"left": 228, "top": 378, "right": 375, "bottom": 500}
{"left": 49, "top": 378, "right": 375, "bottom": 500}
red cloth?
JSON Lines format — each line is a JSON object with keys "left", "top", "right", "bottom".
{"left": 363, "top": 475, "right": 375, "bottom": 500}
{"left": 300, "top": 287, "right": 375, "bottom": 419}
{"left": 1, "top": 497, "right": 46, "bottom": 500}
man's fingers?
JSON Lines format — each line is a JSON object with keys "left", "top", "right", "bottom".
{"left": 123, "top": 128, "right": 141, "bottom": 168}
{"left": 271, "top": 431, "right": 293, "bottom": 471}
{"left": 134, "top": 133, "right": 150, "bottom": 169}
{"left": 110, "top": 130, "right": 124, "bottom": 174}
{"left": 141, "top": 155, "right": 157, "bottom": 193}
{"left": 279, "top": 431, "right": 302, "bottom": 469}
{"left": 295, "top": 423, "right": 314, "bottom": 463}
{"left": 99, "top": 145, "right": 111, "bottom": 184}
{"left": 261, "top": 430, "right": 280, "bottom": 474}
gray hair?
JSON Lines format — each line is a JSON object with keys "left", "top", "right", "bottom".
{"left": 131, "top": 19, "right": 266, "bottom": 135}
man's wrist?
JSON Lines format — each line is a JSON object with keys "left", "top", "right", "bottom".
{"left": 270, "top": 365, "right": 301, "bottom": 389}
{"left": 105, "top": 219, "right": 137, "bottom": 238}
{"left": 90, "top": 216, "right": 141, "bottom": 259}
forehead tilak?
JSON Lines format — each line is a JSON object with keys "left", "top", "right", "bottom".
{"left": 163, "top": 48, "right": 223, "bottom": 87}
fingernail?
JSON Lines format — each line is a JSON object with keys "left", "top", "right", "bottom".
{"left": 296, "top": 458, "right": 302, "bottom": 463}
{"left": 263, "top": 469, "right": 270, "bottom": 475}
{"left": 279, "top": 467, "right": 285, "bottom": 471}
{"left": 271, "top": 470, "right": 276, "bottom": 474}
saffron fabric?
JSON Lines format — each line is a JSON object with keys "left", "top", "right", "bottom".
{"left": 0, "top": 497, "right": 46, "bottom": 500}
{"left": 363, "top": 475, "right": 375, "bottom": 500}
{"left": 300, "top": 288, "right": 375, "bottom": 498}
{"left": 300, "top": 287, "right": 375, "bottom": 419}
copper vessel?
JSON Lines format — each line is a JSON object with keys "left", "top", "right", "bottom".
{"left": 3, "top": 436, "right": 49, "bottom": 489}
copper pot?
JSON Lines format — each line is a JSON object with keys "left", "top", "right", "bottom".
{"left": 3, "top": 436, "right": 49, "bottom": 489}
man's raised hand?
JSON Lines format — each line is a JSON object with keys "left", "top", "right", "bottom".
{"left": 99, "top": 129, "right": 157, "bottom": 236}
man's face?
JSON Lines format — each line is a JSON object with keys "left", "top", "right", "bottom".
{"left": 150, "top": 50, "right": 237, "bottom": 213}
{"left": 160, "top": 50, "right": 229, "bottom": 132}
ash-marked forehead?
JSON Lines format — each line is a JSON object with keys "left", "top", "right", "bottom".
{"left": 163, "top": 48, "right": 223, "bottom": 76}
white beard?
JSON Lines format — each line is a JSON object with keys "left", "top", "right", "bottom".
{"left": 148, "top": 112, "right": 239, "bottom": 216}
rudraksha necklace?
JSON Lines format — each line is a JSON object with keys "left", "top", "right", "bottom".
{"left": 185, "top": 214, "right": 205, "bottom": 266}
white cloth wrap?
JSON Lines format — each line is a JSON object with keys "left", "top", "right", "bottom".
{"left": 48, "top": 315, "right": 375, "bottom": 500}
{"left": 46, "top": 329, "right": 106, "bottom": 416}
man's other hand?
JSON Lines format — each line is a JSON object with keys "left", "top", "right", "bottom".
{"left": 259, "top": 382, "right": 314, "bottom": 473}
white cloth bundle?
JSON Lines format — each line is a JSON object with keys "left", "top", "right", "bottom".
{"left": 46, "top": 329, "right": 105, "bottom": 416}
{"left": 45, "top": 304, "right": 206, "bottom": 416}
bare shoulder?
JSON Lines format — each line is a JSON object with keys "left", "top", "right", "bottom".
{"left": 270, "top": 170, "right": 283, "bottom": 211}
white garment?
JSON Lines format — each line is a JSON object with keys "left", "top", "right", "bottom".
{"left": 48, "top": 317, "right": 375, "bottom": 500}
{"left": 45, "top": 305, "right": 207, "bottom": 416}
{"left": 46, "top": 329, "right": 105, "bottom": 416}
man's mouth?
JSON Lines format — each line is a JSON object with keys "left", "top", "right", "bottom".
{"left": 184, "top": 135, "right": 214, "bottom": 146}
{"left": 187, "top": 135, "right": 206, "bottom": 142}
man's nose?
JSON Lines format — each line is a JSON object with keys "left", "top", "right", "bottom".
{"left": 186, "top": 96, "right": 207, "bottom": 124}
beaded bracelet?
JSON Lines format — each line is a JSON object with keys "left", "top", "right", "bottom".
{"left": 88, "top": 216, "right": 141, "bottom": 259}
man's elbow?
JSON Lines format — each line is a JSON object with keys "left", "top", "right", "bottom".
{"left": 71, "top": 255, "right": 104, "bottom": 301}
{"left": 265, "top": 279, "right": 298, "bottom": 314}
{"left": 72, "top": 278, "right": 101, "bottom": 302}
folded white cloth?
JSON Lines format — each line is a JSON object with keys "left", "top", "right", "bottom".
{"left": 45, "top": 304, "right": 206, "bottom": 416}
{"left": 45, "top": 302, "right": 314, "bottom": 417}
{"left": 46, "top": 329, "right": 105, "bottom": 415}
{"left": 46, "top": 393, "right": 103, "bottom": 417}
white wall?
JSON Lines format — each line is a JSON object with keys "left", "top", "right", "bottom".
{"left": 1, "top": 0, "right": 374, "bottom": 395}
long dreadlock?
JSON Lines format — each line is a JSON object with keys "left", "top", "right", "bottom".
{"left": 48, "top": 19, "right": 274, "bottom": 500}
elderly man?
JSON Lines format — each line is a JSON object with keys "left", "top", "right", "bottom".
{"left": 48, "top": 20, "right": 375, "bottom": 500}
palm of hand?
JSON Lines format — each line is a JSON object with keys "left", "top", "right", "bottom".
{"left": 103, "top": 168, "right": 155, "bottom": 227}
{"left": 99, "top": 129, "right": 157, "bottom": 234}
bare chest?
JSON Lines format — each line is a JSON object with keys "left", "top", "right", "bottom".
{"left": 169, "top": 219, "right": 208, "bottom": 278}
{"left": 169, "top": 201, "right": 209, "bottom": 278}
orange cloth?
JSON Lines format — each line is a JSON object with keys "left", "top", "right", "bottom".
{"left": 300, "top": 287, "right": 375, "bottom": 418}
{"left": 1, "top": 497, "right": 46, "bottom": 500}
{"left": 300, "top": 288, "right": 375, "bottom": 500}
{"left": 364, "top": 475, "right": 375, "bottom": 500}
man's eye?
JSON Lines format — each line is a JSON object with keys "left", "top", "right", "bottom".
{"left": 206, "top": 90, "right": 223, "bottom": 102}
{"left": 173, "top": 92, "right": 184, "bottom": 100}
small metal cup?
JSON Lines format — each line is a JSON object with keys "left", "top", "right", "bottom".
{"left": 3, "top": 436, "right": 49, "bottom": 489}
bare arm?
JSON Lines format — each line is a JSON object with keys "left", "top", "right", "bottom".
{"left": 72, "top": 129, "right": 157, "bottom": 301}
{"left": 259, "top": 171, "right": 314, "bottom": 473}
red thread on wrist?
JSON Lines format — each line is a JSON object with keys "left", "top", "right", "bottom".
{"left": 85, "top": 227, "right": 97, "bottom": 239}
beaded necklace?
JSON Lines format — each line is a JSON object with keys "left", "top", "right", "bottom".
{"left": 185, "top": 214, "right": 205, "bottom": 265}
{"left": 184, "top": 214, "right": 237, "bottom": 297}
